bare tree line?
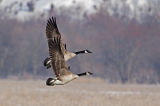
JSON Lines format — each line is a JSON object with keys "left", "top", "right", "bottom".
{"left": 0, "top": 12, "right": 160, "bottom": 83}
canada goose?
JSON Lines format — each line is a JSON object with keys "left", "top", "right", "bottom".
{"left": 45, "top": 31, "right": 93, "bottom": 86}
{"left": 44, "top": 17, "right": 92, "bottom": 69}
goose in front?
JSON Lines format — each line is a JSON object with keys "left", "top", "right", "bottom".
{"left": 44, "top": 17, "right": 92, "bottom": 69}
{"left": 46, "top": 34, "right": 93, "bottom": 86}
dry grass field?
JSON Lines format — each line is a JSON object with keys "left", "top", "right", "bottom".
{"left": 0, "top": 77, "right": 160, "bottom": 106}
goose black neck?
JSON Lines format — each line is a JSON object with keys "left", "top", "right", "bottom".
{"left": 77, "top": 72, "right": 87, "bottom": 76}
{"left": 74, "top": 50, "right": 85, "bottom": 55}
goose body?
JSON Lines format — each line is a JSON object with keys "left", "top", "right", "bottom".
{"left": 64, "top": 52, "right": 76, "bottom": 61}
{"left": 45, "top": 17, "right": 93, "bottom": 86}
{"left": 44, "top": 17, "right": 92, "bottom": 69}
{"left": 47, "top": 74, "right": 78, "bottom": 85}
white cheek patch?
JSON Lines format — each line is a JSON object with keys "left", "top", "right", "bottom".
{"left": 85, "top": 50, "right": 88, "bottom": 53}
{"left": 86, "top": 72, "right": 89, "bottom": 75}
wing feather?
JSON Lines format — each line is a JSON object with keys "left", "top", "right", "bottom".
{"left": 46, "top": 17, "right": 66, "bottom": 54}
{"left": 48, "top": 37, "right": 70, "bottom": 77}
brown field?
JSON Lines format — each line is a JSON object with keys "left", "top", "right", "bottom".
{"left": 0, "top": 78, "right": 160, "bottom": 106}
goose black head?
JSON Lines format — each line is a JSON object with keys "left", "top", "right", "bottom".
{"left": 86, "top": 72, "right": 93, "bottom": 75}
{"left": 84, "top": 50, "right": 92, "bottom": 53}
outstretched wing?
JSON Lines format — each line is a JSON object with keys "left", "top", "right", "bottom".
{"left": 48, "top": 37, "right": 71, "bottom": 77}
{"left": 46, "top": 17, "right": 66, "bottom": 54}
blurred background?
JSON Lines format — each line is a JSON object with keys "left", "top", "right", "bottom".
{"left": 0, "top": 0, "right": 160, "bottom": 84}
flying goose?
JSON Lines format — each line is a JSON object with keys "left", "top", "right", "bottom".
{"left": 45, "top": 27, "right": 93, "bottom": 86}
{"left": 44, "top": 17, "right": 92, "bottom": 69}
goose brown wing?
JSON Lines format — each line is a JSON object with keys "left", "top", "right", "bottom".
{"left": 46, "top": 17, "right": 66, "bottom": 54}
{"left": 48, "top": 37, "right": 71, "bottom": 77}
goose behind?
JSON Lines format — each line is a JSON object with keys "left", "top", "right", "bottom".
{"left": 44, "top": 17, "right": 92, "bottom": 69}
